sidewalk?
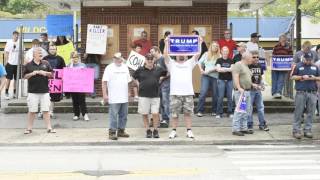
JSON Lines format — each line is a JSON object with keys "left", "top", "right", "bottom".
{"left": 0, "top": 113, "right": 320, "bottom": 145}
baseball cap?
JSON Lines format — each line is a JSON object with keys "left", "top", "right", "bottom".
{"left": 304, "top": 53, "right": 313, "bottom": 60}
{"left": 113, "top": 52, "right": 125, "bottom": 61}
{"left": 237, "top": 42, "right": 246, "bottom": 48}
{"left": 251, "top": 33, "right": 261, "bottom": 38}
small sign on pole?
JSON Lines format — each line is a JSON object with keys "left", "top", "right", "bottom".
{"left": 126, "top": 50, "right": 146, "bottom": 71}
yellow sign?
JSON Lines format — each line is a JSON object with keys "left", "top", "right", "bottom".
{"left": 56, "top": 42, "right": 75, "bottom": 65}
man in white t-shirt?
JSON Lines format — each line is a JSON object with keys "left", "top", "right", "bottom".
{"left": 4, "top": 31, "right": 20, "bottom": 100}
{"left": 102, "top": 52, "right": 132, "bottom": 140}
{"left": 246, "top": 33, "right": 260, "bottom": 52}
{"left": 163, "top": 38, "right": 201, "bottom": 139}
{"left": 24, "top": 39, "right": 48, "bottom": 65}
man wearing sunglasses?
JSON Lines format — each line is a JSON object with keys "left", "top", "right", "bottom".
{"left": 248, "top": 50, "right": 269, "bottom": 133}
{"left": 133, "top": 53, "right": 167, "bottom": 138}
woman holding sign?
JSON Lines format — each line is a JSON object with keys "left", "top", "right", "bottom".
{"left": 68, "top": 52, "right": 90, "bottom": 121}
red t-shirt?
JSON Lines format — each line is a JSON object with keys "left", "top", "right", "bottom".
{"left": 218, "top": 39, "right": 237, "bottom": 59}
{"left": 133, "top": 39, "right": 152, "bottom": 56}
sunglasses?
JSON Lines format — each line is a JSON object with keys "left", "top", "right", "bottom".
{"left": 253, "top": 56, "right": 259, "bottom": 58}
{"left": 146, "top": 58, "right": 154, "bottom": 61}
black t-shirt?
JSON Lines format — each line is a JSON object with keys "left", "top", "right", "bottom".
{"left": 249, "top": 63, "right": 264, "bottom": 84}
{"left": 233, "top": 53, "right": 242, "bottom": 63}
{"left": 216, "top": 57, "right": 233, "bottom": 80}
{"left": 43, "top": 54, "right": 66, "bottom": 70}
{"left": 133, "top": 66, "right": 167, "bottom": 97}
{"left": 23, "top": 60, "right": 53, "bottom": 93}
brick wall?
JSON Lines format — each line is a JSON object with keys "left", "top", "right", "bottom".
{"left": 81, "top": 2, "right": 228, "bottom": 96}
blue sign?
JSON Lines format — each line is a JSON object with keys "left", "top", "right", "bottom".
{"left": 236, "top": 93, "right": 247, "bottom": 113}
{"left": 168, "top": 35, "right": 200, "bottom": 56}
{"left": 271, "top": 55, "right": 293, "bottom": 71}
{"left": 46, "top": 15, "right": 73, "bottom": 36}
{"left": 259, "top": 58, "right": 267, "bottom": 71}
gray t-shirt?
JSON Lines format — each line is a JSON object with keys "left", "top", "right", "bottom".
{"left": 232, "top": 62, "right": 252, "bottom": 90}
{"left": 293, "top": 50, "right": 318, "bottom": 63}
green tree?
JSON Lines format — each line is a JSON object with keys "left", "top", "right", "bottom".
{"left": 3, "top": 0, "right": 42, "bottom": 14}
{"left": 300, "top": 0, "right": 320, "bottom": 23}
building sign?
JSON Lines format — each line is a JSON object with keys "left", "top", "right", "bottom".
{"left": 271, "top": 55, "right": 293, "bottom": 71}
{"left": 126, "top": 50, "right": 145, "bottom": 71}
{"left": 46, "top": 14, "right": 73, "bottom": 36}
{"left": 168, "top": 35, "right": 200, "bottom": 56}
{"left": 86, "top": 24, "right": 108, "bottom": 54}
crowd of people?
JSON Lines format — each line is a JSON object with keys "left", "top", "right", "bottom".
{"left": 1, "top": 29, "right": 320, "bottom": 140}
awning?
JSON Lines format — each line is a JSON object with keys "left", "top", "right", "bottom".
{"left": 35, "top": 0, "right": 275, "bottom": 11}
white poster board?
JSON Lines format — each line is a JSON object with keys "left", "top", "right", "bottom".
{"left": 126, "top": 50, "right": 145, "bottom": 71}
{"left": 86, "top": 24, "right": 108, "bottom": 54}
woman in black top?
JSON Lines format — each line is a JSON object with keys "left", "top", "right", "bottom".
{"left": 215, "top": 46, "right": 234, "bottom": 118}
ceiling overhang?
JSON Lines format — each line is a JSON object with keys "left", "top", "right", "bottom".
{"left": 35, "top": 0, "right": 275, "bottom": 11}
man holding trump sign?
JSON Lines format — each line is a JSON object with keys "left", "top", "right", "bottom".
{"left": 163, "top": 35, "right": 201, "bottom": 139}
{"left": 231, "top": 52, "right": 256, "bottom": 136}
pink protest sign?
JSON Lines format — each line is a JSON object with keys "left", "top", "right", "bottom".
{"left": 62, "top": 68, "right": 94, "bottom": 93}
{"left": 49, "top": 79, "right": 63, "bottom": 93}
{"left": 53, "top": 69, "right": 63, "bottom": 79}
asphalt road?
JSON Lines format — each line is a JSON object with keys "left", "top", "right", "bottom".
{"left": 0, "top": 142, "right": 320, "bottom": 180}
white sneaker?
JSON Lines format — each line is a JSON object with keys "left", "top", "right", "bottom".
{"left": 84, "top": 114, "right": 90, "bottom": 121}
{"left": 4, "top": 94, "right": 10, "bottom": 100}
{"left": 196, "top": 112, "right": 203, "bottom": 117}
{"left": 186, "top": 130, "right": 194, "bottom": 139}
{"left": 216, "top": 115, "right": 221, "bottom": 119}
{"left": 229, "top": 114, "right": 234, "bottom": 118}
{"left": 169, "top": 130, "right": 177, "bottom": 139}
{"left": 73, "top": 116, "right": 79, "bottom": 121}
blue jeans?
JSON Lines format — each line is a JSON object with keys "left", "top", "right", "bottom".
{"left": 217, "top": 79, "right": 233, "bottom": 115}
{"left": 232, "top": 91, "right": 252, "bottom": 132}
{"left": 293, "top": 91, "right": 317, "bottom": 133}
{"left": 160, "top": 80, "right": 170, "bottom": 121}
{"left": 109, "top": 103, "right": 128, "bottom": 131}
{"left": 271, "top": 70, "right": 287, "bottom": 95}
{"left": 86, "top": 63, "right": 100, "bottom": 96}
{"left": 248, "top": 90, "right": 266, "bottom": 129}
{"left": 197, "top": 75, "right": 218, "bottom": 113}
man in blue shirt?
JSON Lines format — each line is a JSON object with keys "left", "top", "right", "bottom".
{"left": 291, "top": 53, "right": 320, "bottom": 139}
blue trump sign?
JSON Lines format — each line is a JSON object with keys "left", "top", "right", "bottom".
{"left": 46, "top": 15, "right": 73, "bottom": 36}
{"left": 168, "top": 35, "right": 200, "bottom": 56}
{"left": 271, "top": 55, "right": 293, "bottom": 71}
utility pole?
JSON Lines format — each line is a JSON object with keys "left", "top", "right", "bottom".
{"left": 296, "top": 0, "right": 301, "bottom": 51}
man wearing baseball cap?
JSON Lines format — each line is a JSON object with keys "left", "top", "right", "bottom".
{"left": 291, "top": 53, "right": 320, "bottom": 139}
{"left": 246, "top": 33, "right": 261, "bottom": 52}
{"left": 102, "top": 52, "right": 132, "bottom": 140}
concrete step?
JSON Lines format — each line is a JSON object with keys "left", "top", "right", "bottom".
{"left": 3, "top": 105, "right": 294, "bottom": 114}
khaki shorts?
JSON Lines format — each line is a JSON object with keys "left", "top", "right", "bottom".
{"left": 27, "top": 93, "right": 50, "bottom": 112}
{"left": 138, "top": 97, "right": 160, "bottom": 114}
{"left": 170, "top": 95, "right": 194, "bottom": 118}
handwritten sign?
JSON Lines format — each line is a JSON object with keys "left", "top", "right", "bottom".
{"left": 86, "top": 24, "right": 108, "bottom": 54}
{"left": 49, "top": 79, "right": 63, "bottom": 93}
{"left": 235, "top": 93, "right": 247, "bottom": 113}
{"left": 168, "top": 35, "right": 200, "bottom": 56}
{"left": 271, "top": 55, "right": 293, "bottom": 71}
{"left": 56, "top": 42, "right": 74, "bottom": 65}
{"left": 62, "top": 68, "right": 94, "bottom": 93}
{"left": 126, "top": 50, "right": 145, "bottom": 71}
{"left": 46, "top": 15, "right": 73, "bottom": 36}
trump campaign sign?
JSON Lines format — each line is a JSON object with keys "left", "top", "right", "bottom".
{"left": 271, "top": 55, "right": 293, "bottom": 71}
{"left": 168, "top": 35, "right": 200, "bottom": 56}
